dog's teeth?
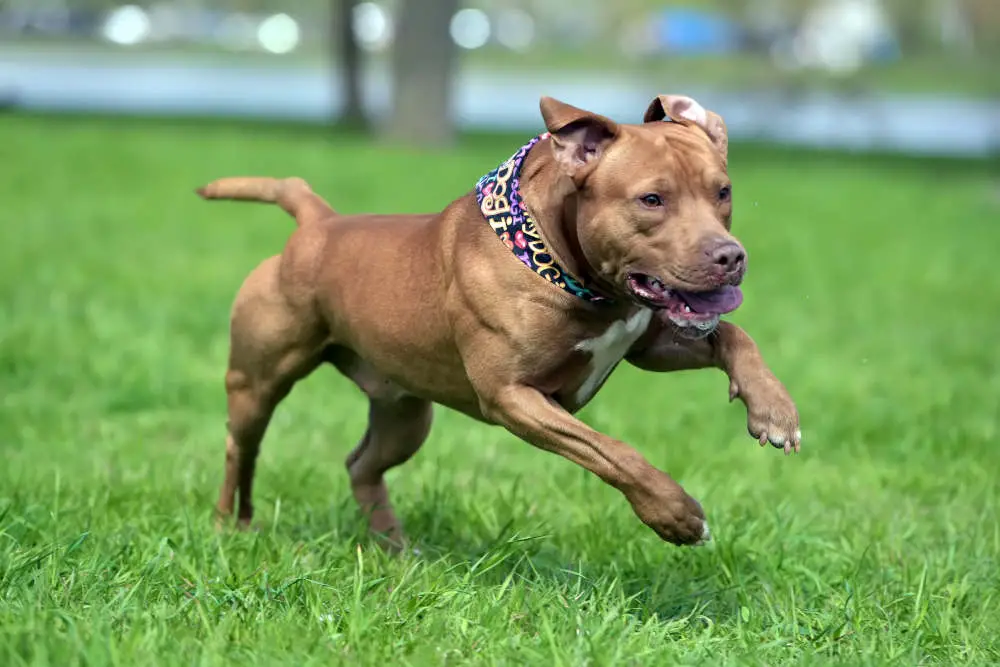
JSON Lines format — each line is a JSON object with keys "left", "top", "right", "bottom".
{"left": 683, "top": 304, "right": 692, "bottom": 313}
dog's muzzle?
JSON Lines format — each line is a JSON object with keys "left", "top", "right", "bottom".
{"left": 626, "top": 273, "right": 743, "bottom": 334}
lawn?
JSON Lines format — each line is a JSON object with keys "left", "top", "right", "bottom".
{"left": 0, "top": 113, "right": 998, "bottom": 666}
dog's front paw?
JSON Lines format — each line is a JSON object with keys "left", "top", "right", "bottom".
{"left": 730, "top": 375, "right": 801, "bottom": 454}
{"left": 629, "top": 475, "right": 711, "bottom": 546}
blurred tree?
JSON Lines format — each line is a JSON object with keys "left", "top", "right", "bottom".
{"left": 966, "top": 0, "right": 1000, "bottom": 54}
{"left": 383, "top": 0, "right": 460, "bottom": 146}
{"left": 333, "top": 0, "right": 368, "bottom": 129}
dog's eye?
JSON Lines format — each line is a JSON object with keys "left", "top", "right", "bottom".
{"left": 718, "top": 185, "right": 732, "bottom": 202}
{"left": 639, "top": 194, "right": 663, "bottom": 208}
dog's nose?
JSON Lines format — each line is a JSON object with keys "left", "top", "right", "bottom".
{"left": 709, "top": 241, "right": 746, "bottom": 274}
{"left": 706, "top": 240, "right": 747, "bottom": 284}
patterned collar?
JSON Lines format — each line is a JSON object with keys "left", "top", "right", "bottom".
{"left": 474, "top": 134, "right": 613, "bottom": 304}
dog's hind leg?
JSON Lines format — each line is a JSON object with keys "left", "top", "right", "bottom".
{"left": 344, "top": 395, "right": 433, "bottom": 550}
{"left": 216, "top": 255, "right": 326, "bottom": 528}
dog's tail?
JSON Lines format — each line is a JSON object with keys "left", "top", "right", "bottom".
{"left": 195, "top": 177, "right": 335, "bottom": 225}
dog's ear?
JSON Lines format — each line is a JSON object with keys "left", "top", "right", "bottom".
{"left": 644, "top": 95, "right": 728, "bottom": 165}
{"left": 539, "top": 96, "right": 619, "bottom": 181}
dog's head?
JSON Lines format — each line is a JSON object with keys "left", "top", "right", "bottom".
{"left": 539, "top": 94, "right": 742, "bottom": 335}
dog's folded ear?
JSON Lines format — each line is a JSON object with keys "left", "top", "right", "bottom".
{"left": 539, "top": 96, "right": 619, "bottom": 182}
{"left": 644, "top": 95, "right": 728, "bottom": 166}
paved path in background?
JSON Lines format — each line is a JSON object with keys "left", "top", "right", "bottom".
{"left": 2, "top": 49, "right": 997, "bottom": 157}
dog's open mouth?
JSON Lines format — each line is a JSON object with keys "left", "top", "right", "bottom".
{"left": 627, "top": 273, "right": 743, "bottom": 332}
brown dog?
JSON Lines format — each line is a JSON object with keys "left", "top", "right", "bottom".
{"left": 197, "top": 94, "right": 800, "bottom": 548}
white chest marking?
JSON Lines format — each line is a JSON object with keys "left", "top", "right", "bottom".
{"left": 573, "top": 309, "right": 653, "bottom": 404}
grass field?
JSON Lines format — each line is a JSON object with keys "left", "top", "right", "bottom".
{"left": 1, "top": 113, "right": 998, "bottom": 665}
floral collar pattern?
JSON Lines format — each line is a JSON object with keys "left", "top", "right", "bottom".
{"left": 474, "top": 134, "right": 612, "bottom": 304}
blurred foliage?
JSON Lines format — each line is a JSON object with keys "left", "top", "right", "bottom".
{"left": 3, "top": 0, "right": 997, "bottom": 97}
{"left": 15, "top": 0, "right": 998, "bottom": 55}
{"left": 15, "top": 0, "right": 1000, "bottom": 35}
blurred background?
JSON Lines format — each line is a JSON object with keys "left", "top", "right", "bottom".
{"left": 1, "top": 0, "right": 998, "bottom": 155}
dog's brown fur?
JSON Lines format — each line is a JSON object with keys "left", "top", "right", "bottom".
{"left": 198, "top": 95, "right": 800, "bottom": 548}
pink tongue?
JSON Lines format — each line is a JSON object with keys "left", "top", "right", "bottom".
{"left": 675, "top": 286, "right": 743, "bottom": 314}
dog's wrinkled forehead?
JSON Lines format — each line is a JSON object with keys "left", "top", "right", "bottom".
{"left": 594, "top": 122, "right": 723, "bottom": 189}
{"left": 649, "top": 122, "right": 724, "bottom": 166}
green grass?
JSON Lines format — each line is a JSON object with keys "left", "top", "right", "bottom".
{"left": 1, "top": 113, "right": 998, "bottom": 666}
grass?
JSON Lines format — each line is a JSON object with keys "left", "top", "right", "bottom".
{"left": 0, "top": 112, "right": 998, "bottom": 665}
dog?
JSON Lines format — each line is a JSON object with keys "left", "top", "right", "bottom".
{"left": 197, "top": 94, "right": 801, "bottom": 549}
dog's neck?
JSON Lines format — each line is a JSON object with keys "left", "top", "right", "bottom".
{"left": 519, "top": 145, "right": 594, "bottom": 288}
{"left": 473, "top": 135, "right": 614, "bottom": 305}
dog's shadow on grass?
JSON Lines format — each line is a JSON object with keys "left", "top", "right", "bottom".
{"left": 268, "top": 483, "right": 753, "bottom": 626}
{"left": 379, "top": 497, "right": 749, "bottom": 626}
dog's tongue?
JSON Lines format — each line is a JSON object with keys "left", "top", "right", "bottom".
{"left": 675, "top": 286, "right": 743, "bottom": 314}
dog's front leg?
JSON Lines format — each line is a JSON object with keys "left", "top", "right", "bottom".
{"left": 478, "top": 385, "right": 710, "bottom": 546}
{"left": 628, "top": 321, "right": 801, "bottom": 453}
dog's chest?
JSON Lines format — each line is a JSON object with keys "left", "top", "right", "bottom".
{"left": 570, "top": 309, "right": 653, "bottom": 406}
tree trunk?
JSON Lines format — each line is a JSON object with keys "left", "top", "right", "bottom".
{"left": 334, "top": 0, "right": 368, "bottom": 129}
{"left": 383, "top": 0, "right": 460, "bottom": 146}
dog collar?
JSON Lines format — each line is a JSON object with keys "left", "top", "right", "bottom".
{"left": 474, "top": 134, "right": 613, "bottom": 305}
